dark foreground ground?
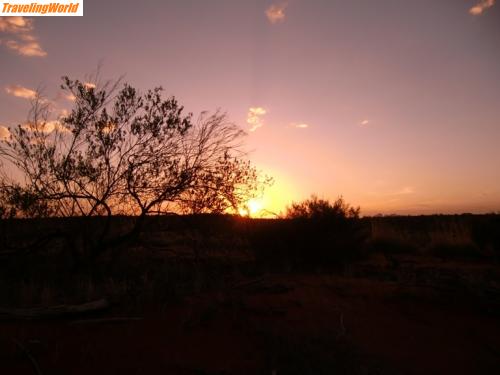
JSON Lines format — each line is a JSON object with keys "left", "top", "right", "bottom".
{"left": 1, "top": 215, "right": 499, "bottom": 374}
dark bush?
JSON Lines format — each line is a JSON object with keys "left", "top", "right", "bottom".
{"left": 368, "top": 238, "right": 418, "bottom": 255}
{"left": 427, "top": 242, "right": 483, "bottom": 260}
{"left": 250, "top": 196, "right": 368, "bottom": 270}
{"left": 285, "top": 195, "right": 360, "bottom": 220}
{"left": 470, "top": 215, "right": 500, "bottom": 258}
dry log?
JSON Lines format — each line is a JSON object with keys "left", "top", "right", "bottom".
{"left": 232, "top": 275, "right": 269, "bottom": 289}
{"left": 0, "top": 299, "right": 109, "bottom": 319}
{"left": 69, "top": 317, "right": 142, "bottom": 325}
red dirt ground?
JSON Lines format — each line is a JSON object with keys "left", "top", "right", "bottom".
{"left": 1, "top": 274, "right": 500, "bottom": 374}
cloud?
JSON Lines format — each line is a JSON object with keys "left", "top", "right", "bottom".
{"left": 5, "top": 84, "right": 37, "bottom": 99}
{"left": 54, "top": 91, "right": 76, "bottom": 103}
{"left": 469, "top": 0, "right": 495, "bottom": 15}
{"left": 266, "top": 3, "right": 288, "bottom": 24}
{"left": 4, "top": 39, "right": 47, "bottom": 57}
{"left": 45, "top": 120, "right": 70, "bottom": 133}
{"left": 0, "top": 16, "right": 47, "bottom": 57}
{"left": 66, "top": 93, "right": 76, "bottom": 101}
{"left": 0, "top": 17, "right": 33, "bottom": 33}
{"left": 247, "top": 107, "right": 267, "bottom": 132}
{"left": 0, "top": 126, "right": 11, "bottom": 141}
{"left": 360, "top": 119, "right": 369, "bottom": 126}
{"left": 22, "top": 120, "right": 70, "bottom": 134}
{"left": 395, "top": 186, "right": 415, "bottom": 195}
{"left": 101, "top": 122, "right": 116, "bottom": 135}
{"left": 59, "top": 108, "right": 70, "bottom": 117}
{"left": 290, "top": 123, "right": 309, "bottom": 129}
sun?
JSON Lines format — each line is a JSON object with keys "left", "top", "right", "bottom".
{"left": 239, "top": 198, "right": 264, "bottom": 217}
{"left": 248, "top": 198, "right": 263, "bottom": 215}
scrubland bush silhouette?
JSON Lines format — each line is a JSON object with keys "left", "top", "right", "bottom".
{"left": 252, "top": 195, "right": 367, "bottom": 269}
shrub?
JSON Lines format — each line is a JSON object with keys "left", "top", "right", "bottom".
{"left": 251, "top": 196, "right": 367, "bottom": 270}
{"left": 285, "top": 195, "right": 360, "bottom": 220}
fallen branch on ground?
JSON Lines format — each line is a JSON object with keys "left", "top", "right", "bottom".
{"left": 232, "top": 275, "right": 269, "bottom": 289}
{"left": 0, "top": 299, "right": 109, "bottom": 319}
{"left": 69, "top": 317, "right": 142, "bottom": 325}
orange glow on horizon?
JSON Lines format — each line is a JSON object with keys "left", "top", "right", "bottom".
{"left": 236, "top": 167, "right": 302, "bottom": 218}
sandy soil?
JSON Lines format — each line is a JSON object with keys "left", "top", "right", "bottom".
{"left": 1, "top": 271, "right": 499, "bottom": 375}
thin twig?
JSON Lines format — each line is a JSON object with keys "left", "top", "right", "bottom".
{"left": 336, "top": 312, "right": 346, "bottom": 339}
{"left": 12, "top": 339, "right": 43, "bottom": 375}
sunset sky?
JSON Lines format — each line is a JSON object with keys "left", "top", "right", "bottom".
{"left": 1, "top": 0, "right": 499, "bottom": 215}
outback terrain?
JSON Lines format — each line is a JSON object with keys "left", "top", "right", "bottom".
{"left": 1, "top": 214, "right": 499, "bottom": 374}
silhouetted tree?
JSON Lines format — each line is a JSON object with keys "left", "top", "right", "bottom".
{"left": 0, "top": 73, "right": 269, "bottom": 257}
{"left": 178, "top": 155, "right": 271, "bottom": 214}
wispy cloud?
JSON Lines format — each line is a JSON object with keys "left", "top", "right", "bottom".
{"left": 5, "top": 84, "right": 37, "bottom": 99}
{"left": 247, "top": 107, "right": 267, "bottom": 132}
{"left": 22, "top": 120, "right": 70, "bottom": 134}
{"left": 84, "top": 82, "right": 96, "bottom": 89}
{"left": 64, "top": 93, "right": 76, "bottom": 101}
{"left": 469, "top": 0, "right": 496, "bottom": 15}
{"left": 0, "top": 16, "right": 46, "bottom": 57}
{"left": 366, "top": 184, "right": 415, "bottom": 197}
{"left": 395, "top": 186, "right": 415, "bottom": 195}
{"left": 290, "top": 123, "right": 309, "bottom": 129}
{"left": 4, "top": 38, "right": 47, "bottom": 57}
{"left": 54, "top": 91, "right": 76, "bottom": 103}
{"left": 266, "top": 3, "right": 288, "bottom": 24}
{"left": 360, "top": 119, "right": 369, "bottom": 126}
{"left": 59, "top": 108, "right": 70, "bottom": 117}
{"left": 0, "top": 126, "right": 11, "bottom": 141}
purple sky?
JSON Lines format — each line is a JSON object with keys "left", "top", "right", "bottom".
{"left": 1, "top": 0, "right": 500, "bottom": 215}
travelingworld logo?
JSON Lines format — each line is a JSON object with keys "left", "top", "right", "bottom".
{"left": 1, "top": 0, "right": 83, "bottom": 16}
